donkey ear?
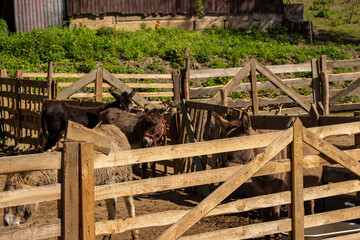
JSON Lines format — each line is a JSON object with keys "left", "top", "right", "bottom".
{"left": 240, "top": 110, "right": 251, "bottom": 131}
{"left": 110, "top": 90, "right": 122, "bottom": 99}
{"left": 128, "top": 89, "right": 136, "bottom": 99}
{"left": 144, "top": 104, "right": 151, "bottom": 113}
{"left": 212, "top": 112, "right": 230, "bottom": 131}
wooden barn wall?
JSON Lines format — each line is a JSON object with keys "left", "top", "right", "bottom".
{"left": 66, "top": 0, "right": 283, "bottom": 17}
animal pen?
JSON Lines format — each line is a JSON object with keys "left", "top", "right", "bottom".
{"left": 1, "top": 56, "right": 360, "bottom": 239}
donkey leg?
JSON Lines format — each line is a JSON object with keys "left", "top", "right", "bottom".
{"left": 151, "top": 162, "right": 156, "bottom": 178}
{"left": 102, "top": 198, "right": 117, "bottom": 240}
{"left": 124, "top": 196, "right": 139, "bottom": 240}
{"left": 141, "top": 163, "right": 148, "bottom": 179}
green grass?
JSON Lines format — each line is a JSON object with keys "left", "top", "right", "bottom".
{"left": 292, "top": 0, "right": 360, "bottom": 42}
{"left": 0, "top": 19, "right": 357, "bottom": 77}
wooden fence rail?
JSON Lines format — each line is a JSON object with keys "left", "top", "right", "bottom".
{"left": 1, "top": 120, "right": 360, "bottom": 239}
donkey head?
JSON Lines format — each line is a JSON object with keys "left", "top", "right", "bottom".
{"left": 213, "top": 110, "right": 255, "bottom": 165}
{"left": 141, "top": 104, "right": 169, "bottom": 148}
{"left": 109, "top": 89, "right": 136, "bottom": 112}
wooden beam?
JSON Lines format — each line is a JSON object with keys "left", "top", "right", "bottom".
{"left": 303, "top": 127, "right": 360, "bottom": 176}
{"left": 178, "top": 206, "right": 360, "bottom": 240}
{"left": 57, "top": 69, "right": 97, "bottom": 100}
{"left": 102, "top": 69, "right": 148, "bottom": 107}
{"left": 79, "top": 142, "right": 95, "bottom": 240}
{"left": 254, "top": 59, "right": 311, "bottom": 112}
{"left": 291, "top": 119, "right": 304, "bottom": 239}
{"left": 95, "top": 68, "right": 103, "bottom": 102}
{"left": 186, "top": 101, "right": 230, "bottom": 114}
{"left": 327, "top": 58, "right": 360, "bottom": 69}
{"left": 209, "top": 61, "right": 251, "bottom": 104}
{"left": 62, "top": 142, "right": 80, "bottom": 240}
{"left": 329, "top": 72, "right": 360, "bottom": 82}
{"left": 47, "top": 61, "right": 53, "bottom": 99}
{"left": 321, "top": 71, "right": 330, "bottom": 115}
{"left": 65, "top": 120, "right": 112, "bottom": 155}
{"left": 156, "top": 127, "right": 293, "bottom": 240}
{"left": 311, "top": 58, "right": 321, "bottom": 109}
{"left": 172, "top": 71, "right": 181, "bottom": 103}
{"left": 329, "top": 76, "right": 360, "bottom": 105}
{"left": 250, "top": 59, "right": 259, "bottom": 115}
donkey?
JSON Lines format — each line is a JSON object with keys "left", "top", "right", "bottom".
{"left": 99, "top": 104, "right": 169, "bottom": 178}
{"left": 41, "top": 89, "right": 135, "bottom": 151}
{"left": 213, "top": 111, "right": 322, "bottom": 239}
{"left": 4, "top": 124, "right": 139, "bottom": 240}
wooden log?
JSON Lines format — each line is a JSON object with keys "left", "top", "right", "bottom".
{"left": 65, "top": 120, "right": 112, "bottom": 155}
{"left": 156, "top": 127, "right": 293, "bottom": 240}
{"left": 250, "top": 59, "right": 259, "bottom": 115}
{"left": 79, "top": 142, "right": 95, "bottom": 240}
{"left": 254, "top": 59, "right": 311, "bottom": 112}
{"left": 95, "top": 68, "right": 103, "bottom": 102}
{"left": 102, "top": 69, "right": 148, "bottom": 107}
{"left": 321, "top": 71, "right": 330, "bottom": 115}
{"left": 329, "top": 76, "right": 360, "bottom": 105}
{"left": 57, "top": 69, "right": 97, "bottom": 100}
{"left": 62, "top": 142, "right": 80, "bottom": 240}
{"left": 291, "top": 119, "right": 304, "bottom": 239}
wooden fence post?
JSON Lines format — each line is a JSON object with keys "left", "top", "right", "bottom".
{"left": 79, "top": 142, "right": 95, "bottom": 240}
{"left": 14, "top": 70, "right": 23, "bottom": 144}
{"left": 220, "top": 89, "right": 228, "bottom": 107}
{"left": 172, "top": 71, "right": 181, "bottom": 103}
{"left": 47, "top": 61, "right": 53, "bottom": 99}
{"left": 250, "top": 59, "right": 259, "bottom": 115}
{"left": 321, "top": 71, "right": 330, "bottom": 115}
{"left": 291, "top": 118, "right": 304, "bottom": 239}
{"left": 355, "top": 112, "right": 360, "bottom": 146}
{"left": 62, "top": 142, "right": 80, "bottom": 240}
{"left": 181, "top": 49, "right": 190, "bottom": 101}
{"left": 311, "top": 58, "right": 321, "bottom": 112}
{"left": 320, "top": 55, "right": 328, "bottom": 72}
{"left": 95, "top": 68, "right": 103, "bottom": 102}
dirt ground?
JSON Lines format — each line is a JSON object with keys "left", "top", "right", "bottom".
{"left": 0, "top": 134, "right": 359, "bottom": 240}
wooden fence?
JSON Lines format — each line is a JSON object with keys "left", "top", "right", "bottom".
{"left": 1, "top": 119, "right": 360, "bottom": 239}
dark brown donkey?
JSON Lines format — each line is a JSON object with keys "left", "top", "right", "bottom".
{"left": 99, "top": 104, "right": 168, "bottom": 178}
{"left": 213, "top": 111, "right": 322, "bottom": 240}
{"left": 41, "top": 89, "right": 135, "bottom": 151}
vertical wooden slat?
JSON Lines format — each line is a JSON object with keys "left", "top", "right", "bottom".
{"left": 320, "top": 55, "right": 327, "bottom": 72}
{"left": 220, "top": 89, "right": 228, "bottom": 107}
{"left": 182, "top": 49, "right": 190, "bottom": 100}
{"left": 95, "top": 68, "right": 103, "bottom": 102}
{"left": 14, "top": 70, "right": 23, "bottom": 143}
{"left": 47, "top": 61, "right": 53, "bottom": 99}
{"left": 311, "top": 58, "right": 321, "bottom": 110}
{"left": 321, "top": 71, "right": 330, "bottom": 115}
{"left": 355, "top": 112, "right": 360, "bottom": 146}
{"left": 172, "top": 71, "right": 181, "bottom": 103}
{"left": 291, "top": 118, "right": 304, "bottom": 239}
{"left": 250, "top": 58, "right": 259, "bottom": 115}
{"left": 62, "top": 142, "right": 80, "bottom": 240}
{"left": 79, "top": 142, "right": 95, "bottom": 240}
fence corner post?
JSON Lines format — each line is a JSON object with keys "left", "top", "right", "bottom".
{"left": 62, "top": 141, "right": 80, "bottom": 240}
{"left": 291, "top": 118, "right": 304, "bottom": 240}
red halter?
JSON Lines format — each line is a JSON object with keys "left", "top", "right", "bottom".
{"left": 143, "top": 119, "right": 167, "bottom": 147}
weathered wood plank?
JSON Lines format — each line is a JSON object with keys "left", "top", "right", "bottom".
{"left": 62, "top": 142, "right": 80, "bottom": 240}
{"left": 291, "top": 119, "right": 304, "bottom": 239}
{"left": 79, "top": 142, "right": 95, "bottom": 240}
{"left": 22, "top": 72, "right": 172, "bottom": 79}
{"left": 58, "top": 82, "right": 174, "bottom": 89}
{"left": 95, "top": 68, "right": 103, "bottom": 102}
{"left": 57, "top": 69, "right": 97, "bottom": 100}
{"left": 321, "top": 71, "right": 330, "bottom": 115}
{"left": 102, "top": 69, "right": 148, "bottom": 107}
{"left": 303, "top": 128, "right": 360, "bottom": 176}
{"left": 178, "top": 206, "right": 360, "bottom": 240}
{"left": 65, "top": 121, "right": 111, "bottom": 155}
{"left": 209, "top": 61, "right": 251, "bottom": 104}
{"left": 329, "top": 76, "right": 360, "bottom": 105}
{"left": 329, "top": 72, "right": 360, "bottom": 82}
{"left": 186, "top": 101, "right": 230, "bottom": 114}
{"left": 156, "top": 127, "right": 293, "bottom": 240}
{"left": 189, "top": 63, "right": 311, "bottom": 79}
{"left": 250, "top": 59, "right": 259, "bottom": 115}
{"left": 255, "top": 59, "right": 311, "bottom": 112}
{"left": 327, "top": 59, "right": 360, "bottom": 68}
